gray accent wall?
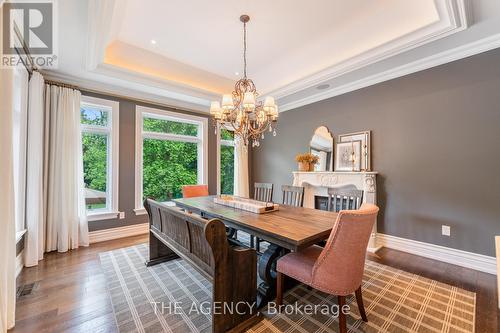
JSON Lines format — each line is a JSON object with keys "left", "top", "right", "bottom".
{"left": 82, "top": 91, "right": 218, "bottom": 232}
{"left": 251, "top": 48, "right": 500, "bottom": 257}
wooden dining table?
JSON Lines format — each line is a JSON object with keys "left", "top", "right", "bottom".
{"left": 173, "top": 195, "right": 339, "bottom": 306}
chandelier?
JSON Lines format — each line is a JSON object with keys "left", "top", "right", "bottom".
{"left": 209, "top": 15, "right": 278, "bottom": 147}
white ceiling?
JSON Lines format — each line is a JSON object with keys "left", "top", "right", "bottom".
{"left": 114, "top": 0, "right": 438, "bottom": 93}
{"left": 43, "top": 0, "right": 500, "bottom": 113}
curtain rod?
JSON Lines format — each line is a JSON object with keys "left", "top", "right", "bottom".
{"left": 45, "top": 80, "right": 80, "bottom": 90}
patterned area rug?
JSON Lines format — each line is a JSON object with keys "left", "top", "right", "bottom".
{"left": 99, "top": 244, "right": 475, "bottom": 333}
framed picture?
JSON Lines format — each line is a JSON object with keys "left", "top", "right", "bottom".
{"left": 335, "top": 140, "right": 362, "bottom": 171}
{"left": 339, "top": 131, "right": 371, "bottom": 171}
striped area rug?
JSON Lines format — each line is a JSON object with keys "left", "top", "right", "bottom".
{"left": 99, "top": 244, "right": 475, "bottom": 333}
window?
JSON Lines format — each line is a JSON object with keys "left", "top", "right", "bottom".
{"left": 135, "top": 106, "right": 208, "bottom": 214}
{"left": 80, "top": 96, "right": 119, "bottom": 221}
{"left": 219, "top": 128, "right": 235, "bottom": 195}
{"left": 12, "top": 65, "right": 28, "bottom": 235}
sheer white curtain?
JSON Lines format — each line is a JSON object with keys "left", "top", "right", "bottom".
{"left": 44, "top": 84, "right": 89, "bottom": 252}
{"left": 24, "top": 72, "right": 45, "bottom": 266}
{"left": 233, "top": 138, "right": 249, "bottom": 197}
{"left": 0, "top": 67, "right": 17, "bottom": 332}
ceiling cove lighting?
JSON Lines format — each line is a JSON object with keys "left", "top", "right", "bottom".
{"left": 210, "top": 15, "right": 278, "bottom": 147}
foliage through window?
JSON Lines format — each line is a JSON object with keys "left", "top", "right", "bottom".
{"left": 138, "top": 111, "right": 206, "bottom": 204}
{"left": 81, "top": 103, "right": 112, "bottom": 212}
{"left": 220, "top": 128, "right": 235, "bottom": 195}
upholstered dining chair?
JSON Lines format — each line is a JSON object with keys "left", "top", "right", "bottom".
{"left": 276, "top": 203, "right": 379, "bottom": 333}
{"left": 182, "top": 184, "right": 209, "bottom": 198}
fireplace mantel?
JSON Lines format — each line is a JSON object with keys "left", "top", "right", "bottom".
{"left": 292, "top": 171, "right": 379, "bottom": 252}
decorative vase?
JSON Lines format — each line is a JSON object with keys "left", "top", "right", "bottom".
{"left": 298, "top": 162, "right": 310, "bottom": 172}
{"left": 309, "top": 163, "right": 315, "bottom": 171}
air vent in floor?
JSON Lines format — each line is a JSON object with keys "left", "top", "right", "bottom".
{"left": 16, "top": 282, "right": 38, "bottom": 298}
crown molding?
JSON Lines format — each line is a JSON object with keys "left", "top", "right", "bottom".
{"left": 279, "top": 31, "right": 500, "bottom": 112}
{"left": 86, "top": 0, "right": 117, "bottom": 71}
{"left": 266, "top": 0, "right": 471, "bottom": 99}
{"left": 42, "top": 70, "right": 211, "bottom": 113}
{"left": 82, "top": 0, "right": 473, "bottom": 115}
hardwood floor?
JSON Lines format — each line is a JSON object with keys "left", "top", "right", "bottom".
{"left": 11, "top": 235, "right": 147, "bottom": 333}
{"left": 10, "top": 236, "right": 499, "bottom": 333}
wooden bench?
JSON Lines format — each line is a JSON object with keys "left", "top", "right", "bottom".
{"left": 144, "top": 199, "right": 259, "bottom": 332}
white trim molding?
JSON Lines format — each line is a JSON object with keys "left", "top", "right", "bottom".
{"left": 81, "top": 95, "right": 120, "bottom": 220}
{"left": 378, "top": 233, "right": 497, "bottom": 275}
{"left": 16, "top": 251, "right": 24, "bottom": 278}
{"left": 279, "top": 32, "right": 500, "bottom": 112}
{"left": 495, "top": 236, "right": 499, "bottom": 308}
{"left": 89, "top": 223, "right": 149, "bottom": 244}
{"left": 134, "top": 106, "right": 208, "bottom": 213}
{"left": 269, "top": 0, "right": 471, "bottom": 100}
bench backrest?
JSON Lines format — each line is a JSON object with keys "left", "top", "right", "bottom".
{"left": 145, "top": 199, "right": 228, "bottom": 280}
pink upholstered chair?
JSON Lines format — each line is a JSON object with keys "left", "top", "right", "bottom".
{"left": 182, "top": 184, "right": 209, "bottom": 198}
{"left": 276, "top": 203, "right": 379, "bottom": 333}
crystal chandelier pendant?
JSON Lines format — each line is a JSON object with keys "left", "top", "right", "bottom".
{"left": 209, "top": 15, "right": 279, "bottom": 146}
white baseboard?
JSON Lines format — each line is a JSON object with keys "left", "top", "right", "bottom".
{"left": 16, "top": 251, "right": 24, "bottom": 278}
{"left": 377, "top": 233, "right": 497, "bottom": 275}
{"left": 495, "top": 236, "right": 499, "bottom": 309}
{"left": 89, "top": 223, "right": 149, "bottom": 244}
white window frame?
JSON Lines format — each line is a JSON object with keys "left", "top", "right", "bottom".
{"left": 217, "top": 125, "right": 235, "bottom": 195}
{"left": 13, "top": 64, "right": 28, "bottom": 236}
{"left": 134, "top": 106, "right": 208, "bottom": 215}
{"left": 81, "top": 95, "right": 120, "bottom": 221}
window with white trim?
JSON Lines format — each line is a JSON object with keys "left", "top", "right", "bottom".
{"left": 80, "top": 96, "right": 119, "bottom": 221}
{"left": 219, "top": 128, "right": 235, "bottom": 195}
{"left": 135, "top": 106, "right": 208, "bottom": 213}
{"left": 13, "top": 64, "right": 28, "bottom": 234}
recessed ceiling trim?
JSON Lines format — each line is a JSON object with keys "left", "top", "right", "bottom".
{"left": 42, "top": 70, "right": 211, "bottom": 113}
{"left": 95, "top": 63, "right": 219, "bottom": 101}
{"left": 86, "top": 0, "right": 118, "bottom": 71}
{"left": 265, "top": 0, "right": 471, "bottom": 99}
{"left": 278, "top": 31, "right": 500, "bottom": 112}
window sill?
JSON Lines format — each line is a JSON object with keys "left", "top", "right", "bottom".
{"left": 87, "top": 211, "right": 120, "bottom": 222}
{"left": 134, "top": 201, "right": 176, "bottom": 216}
{"left": 134, "top": 208, "right": 147, "bottom": 216}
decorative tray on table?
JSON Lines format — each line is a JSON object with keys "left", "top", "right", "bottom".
{"left": 213, "top": 195, "right": 279, "bottom": 214}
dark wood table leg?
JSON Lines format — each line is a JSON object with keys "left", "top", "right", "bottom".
{"left": 145, "top": 231, "right": 179, "bottom": 266}
{"left": 257, "top": 243, "right": 282, "bottom": 307}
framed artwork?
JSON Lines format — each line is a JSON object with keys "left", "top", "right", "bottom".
{"left": 339, "top": 131, "right": 371, "bottom": 171}
{"left": 335, "top": 140, "right": 362, "bottom": 171}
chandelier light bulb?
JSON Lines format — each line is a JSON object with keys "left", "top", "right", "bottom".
{"left": 263, "top": 96, "right": 276, "bottom": 114}
{"left": 222, "top": 94, "right": 234, "bottom": 111}
{"left": 242, "top": 92, "right": 256, "bottom": 111}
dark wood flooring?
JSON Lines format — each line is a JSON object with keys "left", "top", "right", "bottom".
{"left": 10, "top": 236, "right": 499, "bottom": 333}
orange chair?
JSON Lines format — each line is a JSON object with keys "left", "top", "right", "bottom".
{"left": 182, "top": 184, "right": 209, "bottom": 198}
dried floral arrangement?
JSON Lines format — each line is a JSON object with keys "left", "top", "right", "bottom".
{"left": 295, "top": 152, "right": 319, "bottom": 165}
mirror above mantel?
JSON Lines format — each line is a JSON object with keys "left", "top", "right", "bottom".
{"left": 310, "top": 126, "right": 334, "bottom": 172}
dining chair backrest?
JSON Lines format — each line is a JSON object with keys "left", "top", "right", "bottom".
{"left": 312, "top": 203, "right": 379, "bottom": 295}
{"left": 182, "top": 184, "right": 209, "bottom": 198}
{"left": 281, "top": 185, "right": 305, "bottom": 207}
{"left": 254, "top": 183, "right": 273, "bottom": 202}
{"left": 327, "top": 187, "right": 363, "bottom": 212}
